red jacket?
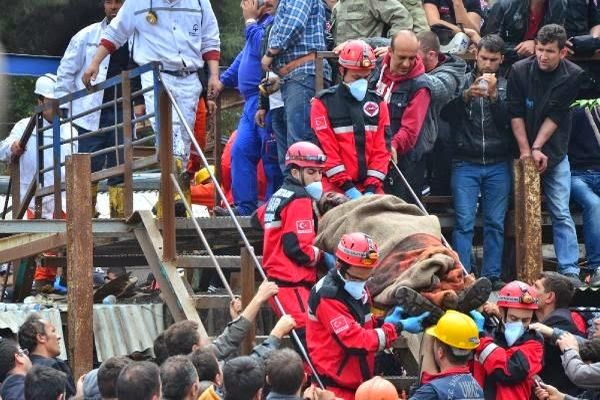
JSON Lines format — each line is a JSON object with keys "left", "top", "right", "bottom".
{"left": 254, "top": 176, "right": 320, "bottom": 285}
{"left": 471, "top": 330, "right": 544, "bottom": 400}
{"left": 311, "top": 84, "right": 390, "bottom": 193}
{"left": 307, "top": 271, "right": 398, "bottom": 392}
{"left": 372, "top": 53, "right": 431, "bottom": 155}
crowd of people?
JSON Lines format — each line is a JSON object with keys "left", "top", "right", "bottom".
{"left": 1, "top": 242, "right": 600, "bottom": 400}
{"left": 2, "top": 0, "right": 600, "bottom": 398}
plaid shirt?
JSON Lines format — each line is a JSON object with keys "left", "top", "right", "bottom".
{"left": 269, "top": 0, "right": 331, "bottom": 80}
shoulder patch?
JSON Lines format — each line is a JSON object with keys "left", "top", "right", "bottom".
{"left": 330, "top": 316, "right": 350, "bottom": 335}
{"left": 314, "top": 115, "right": 329, "bottom": 131}
{"left": 363, "top": 101, "right": 380, "bottom": 117}
{"left": 295, "top": 219, "right": 314, "bottom": 234}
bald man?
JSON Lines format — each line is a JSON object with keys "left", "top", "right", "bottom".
{"left": 370, "top": 30, "right": 433, "bottom": 203}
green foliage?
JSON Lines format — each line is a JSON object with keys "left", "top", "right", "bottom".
{"left": 1, "top": 78, "right": 36, "bottom": 139}
{"left": 572, "top": 98, "right": 600, "bottom": 110}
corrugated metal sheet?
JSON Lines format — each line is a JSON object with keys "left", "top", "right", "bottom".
{"left": 0, "top": 303, "right": 165, "bottom": 362}
{"left": 0, "top": 304, "right": 67, "bottom": 359}
{"left": 91, "top": 303, "right": 165, "bottom": 362}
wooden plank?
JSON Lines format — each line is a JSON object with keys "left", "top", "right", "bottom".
{"left": 240, "top": 247, "right": 256, "bottom": 355}
{"left": 0, "top": 232, "right": 66, "bottom": 264}
{"left": 135, "top": 210, "right": 208, "bottom": 340}
{"left": 514, "top": 157, "right": 542, "bottom": 283}
{"left": 65, "top": 154, "right": 94, "bottom": 381}
{"left": 159, "top": 88, "right": 176, "bottom": 261}
{"left": 121, "top": 70, "right": 134, "bottom": 218}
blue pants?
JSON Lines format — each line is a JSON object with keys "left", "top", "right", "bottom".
{"left": 451, "top": 161, "right": 511, "bottom": 278}
{"left": 77, "top": 108, "right": 123, "bottom": 186}
{"left": 542, "top": 156, "right": 580, "bottom": 275}
{"left": 231, "top": 94, "right": 282, "bottom": 215}
{"left": 280, "top": 73, "right": 317, "bottom": 147}
{"left": 271, "top": 106, "right": 288, "bottom": 173}
{"left": 571, "top": 169, "right": 600, "bottom": 269}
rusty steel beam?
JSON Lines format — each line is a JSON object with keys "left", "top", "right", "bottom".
{"left": 0, "top": 232, "right": 66, "bottom": 264}
{"left": 66, "top": 154, "right": 94, "bottom": 381}
{"left": 121, "top": 70, "right": 134, "bottom": 218}
{"left": 514, "top": 157, "right": 542, "bottom": 283}
{"left": 158, "top": 88, "right": 176, "bottom": 261}
{"left": 240, "top": 247, "right": 256, "bottom": 355}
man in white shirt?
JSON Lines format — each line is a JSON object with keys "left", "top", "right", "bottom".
{"left": 56, "top": 0, "right": 145, "bottom": 218}
{"left": 0, "top": 74, "right": 77, "bottom": 290}
{"left": 82, "top": 0, "right": 221, "bottom": 216}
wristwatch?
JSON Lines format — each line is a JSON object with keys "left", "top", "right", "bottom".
{"left": 265, "top": 49, "right": 277, "bottom": 58}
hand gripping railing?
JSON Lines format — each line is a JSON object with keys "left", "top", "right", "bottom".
{"left": 159, "top": 76, "right": 325, "bottom": 388}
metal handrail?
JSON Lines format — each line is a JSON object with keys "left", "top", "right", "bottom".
{"left": 8, "top": 62, "right": 162, "bottom": 219}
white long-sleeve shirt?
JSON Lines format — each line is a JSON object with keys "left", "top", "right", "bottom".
{"left": 0, "top": 118, "right": 78, "bottom": 218}
{"left": 101, "top": 0, "right": 220, "bottom": 71}
{"left": 56, "top": 19, "right": 111, "bottom": 131}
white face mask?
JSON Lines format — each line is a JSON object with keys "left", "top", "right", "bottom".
{"left": 504, "top": 321, "right": 526, "bottom": 346}
{"left": 338, "top": 271, "right": 366, "bottom": 300}
{"left": 346, "top": 78, "right": 369, "bottom": 101}
{"left": 304, "top": 181, "right": 323, "bottom": 201}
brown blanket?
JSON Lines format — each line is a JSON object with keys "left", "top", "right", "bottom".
{"left": 315, "top": 195, "right": 466, "bottom": 308}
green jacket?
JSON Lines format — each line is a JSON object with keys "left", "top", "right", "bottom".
{"left": 332, "top": 0, "right": 429, "bottom": 45}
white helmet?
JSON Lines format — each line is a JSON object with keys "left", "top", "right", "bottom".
{"left": 440, "top": 32, "right": 470, "bottom": 55}
{"left": 34, "top": 73, "right": 57, "bottom": 99}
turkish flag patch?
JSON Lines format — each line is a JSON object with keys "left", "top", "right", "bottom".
{"left": 363, "top": 101, "right": 379, "bottom": 117}
{"left": 296, "top": 219, "right": 313, "bottom": 234}
{"left": 314, "top": 116, "right": 328, "bottom": 131}
{"left": 330, "top": 316, "right": 350, "bottom": 334}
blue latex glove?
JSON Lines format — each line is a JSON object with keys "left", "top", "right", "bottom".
{"left": 363, "top": 191, "right": 374, "bottom": 196}
{"left": 322, "top": 252, "right": 336, "bottom": 271}
{"left": 400, "top": 311, "right": 430, "bottom": 334}
{"left": 470, "top": 310, "right": 485, "bottom": 332}
{"left": 53, "top": 276, "right": 67, "bottom": 294}
{"left": 384, "top": 306, "right": 405, "bottom": 325}
{"left": 345, "top": 187, "right": 362, "bottom": 200}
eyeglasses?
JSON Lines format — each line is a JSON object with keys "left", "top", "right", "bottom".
{"left": 18, "top": 348, "right": 29, "bottom": 357}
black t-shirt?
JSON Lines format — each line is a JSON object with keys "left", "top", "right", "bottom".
{"left": 424, "top": 0, "right": 483, "bottom": 25}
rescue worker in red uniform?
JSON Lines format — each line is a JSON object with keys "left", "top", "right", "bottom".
{"left": 310, "top": 40, "right": 391, "bottom": 199}
{"left": 306, "top": 232, "right": 430, "bottom": 400}
{"left": 254, "top": 141, "right": 335, "bottom": 346}
{"left": 471, "top": 281, "right": 544, "bottom": 400}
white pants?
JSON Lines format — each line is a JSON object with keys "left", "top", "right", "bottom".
{"left": 141, "top": 71, "right": 202, "bottom": 163}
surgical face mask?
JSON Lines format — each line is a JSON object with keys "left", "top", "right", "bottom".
{"left": 344, "top": 280, "right": 367, "bottom": 300}
{"left": 304, "top": 181, "right": 323, "bottom": 201}
{"left": 504, "top": 321, "right": 526, "bottom": 346}
{"left": 346, "top": 78, "right": 369, "bottom": 101}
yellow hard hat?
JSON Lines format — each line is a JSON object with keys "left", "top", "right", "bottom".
{"left": 195, "top": 166, "right": 215, "bottom": 185}
{"left": 425, "top": 310, "right": 480, "bottom": 350}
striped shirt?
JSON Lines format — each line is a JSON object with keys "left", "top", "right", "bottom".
{"left": 269, "top": 0, "right": 331, "bottom": 80}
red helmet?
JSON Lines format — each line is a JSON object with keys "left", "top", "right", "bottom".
{"left": 336, "top": 232, "right": 379, "bottom": 268}
{"left": 497, "top": 281, "right": 539, "bottom": 310}
{"left": 285, "top": 141, "right": 326, "bottom": 168}
{"left": 338, "top": 40, "right": 377, "bottom": 70}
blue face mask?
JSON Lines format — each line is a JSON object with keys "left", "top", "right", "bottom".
{"left": 304, "top": 181, "right": 323, "bottom": 201}
{"left": 504, "top": 321, "right": 526, "bottom": 346}
{"left": 338, "top": 271, "right": 367, "bottom": 300}
{"left": 347, "top": 78, "right": 369, "bottom": 101}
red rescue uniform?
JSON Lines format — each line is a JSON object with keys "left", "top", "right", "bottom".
{"left": 471, "top": 329, "right": 544, "bottom": 400}
{"left": 310, "top": 85, "right": 390, "bottom": 194}
{"left": 254, "top": 176, "right": 321, "bottom": 331}
{"left": 306, "top": 271, "right": 398, "bottom": 400}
